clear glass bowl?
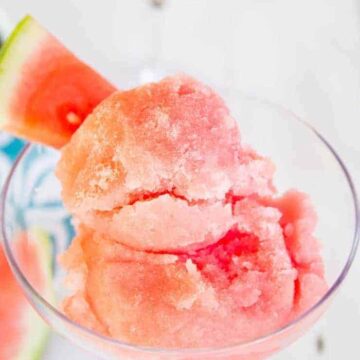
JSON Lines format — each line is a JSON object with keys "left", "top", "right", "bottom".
{"left": 1, "top": 93, "right": 359, "bottom": 360}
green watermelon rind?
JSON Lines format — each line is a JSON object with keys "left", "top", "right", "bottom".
{"left": 0, "top": 15, "right": 47, "bottom": 127}
{"left": 15, "top": 228, "right": 53, "bottom": 360}
{"left": 17, "top": 311, "right": 49, "bottom": 360}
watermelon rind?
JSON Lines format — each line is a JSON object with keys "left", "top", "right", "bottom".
{"left": 13, "top": 228, "right": 53, "bottom": 360}
{"left": 0, "top": 15, "right": 47, "bottom": 129}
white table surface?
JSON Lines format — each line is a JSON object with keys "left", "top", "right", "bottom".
{"left": 1, "top": 1, "right": 360, "bottom": 358}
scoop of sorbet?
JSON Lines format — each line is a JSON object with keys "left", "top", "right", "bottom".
{"left": 57, "top": 75, "right": 326, "bottom": 348}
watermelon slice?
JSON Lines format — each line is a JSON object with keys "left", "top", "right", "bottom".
{"left": 0, "top": 229, "right": 52, "bottom": 360}
{"left": 0, "top": 15, "right": 116, "bottom": 148}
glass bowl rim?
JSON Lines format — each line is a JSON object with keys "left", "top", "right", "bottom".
{"left": 1, "top": 98, "right": 359, "bottom": 355}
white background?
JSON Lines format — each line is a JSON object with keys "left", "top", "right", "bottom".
{"left": 1, "top": 1, "right": 360, "bottom": 358}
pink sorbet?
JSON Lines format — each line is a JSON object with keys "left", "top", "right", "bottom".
{"left": 57, "top": 74, "right": 327, "bottom": 348}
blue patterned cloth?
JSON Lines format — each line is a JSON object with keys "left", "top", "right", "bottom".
{"left": 0, "top": 133, "right": 74, "bottom": 265}
{"left": 0, "top": 133, "right": 24, "bottom": 187}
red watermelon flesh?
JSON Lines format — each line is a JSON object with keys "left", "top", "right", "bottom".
{"left": 0, "top": 16, "right": 116, "bottom": 148}
{"left": 0, "top": 230, "right": 51, "bottom": 359}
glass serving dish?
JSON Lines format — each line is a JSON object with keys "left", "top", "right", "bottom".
{"left": 1, "top": 93, "right": 359, "bottom": 360}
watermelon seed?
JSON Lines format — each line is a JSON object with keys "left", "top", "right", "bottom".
{"left": 66, "top": 112, "right": 81, "bottom": 125}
